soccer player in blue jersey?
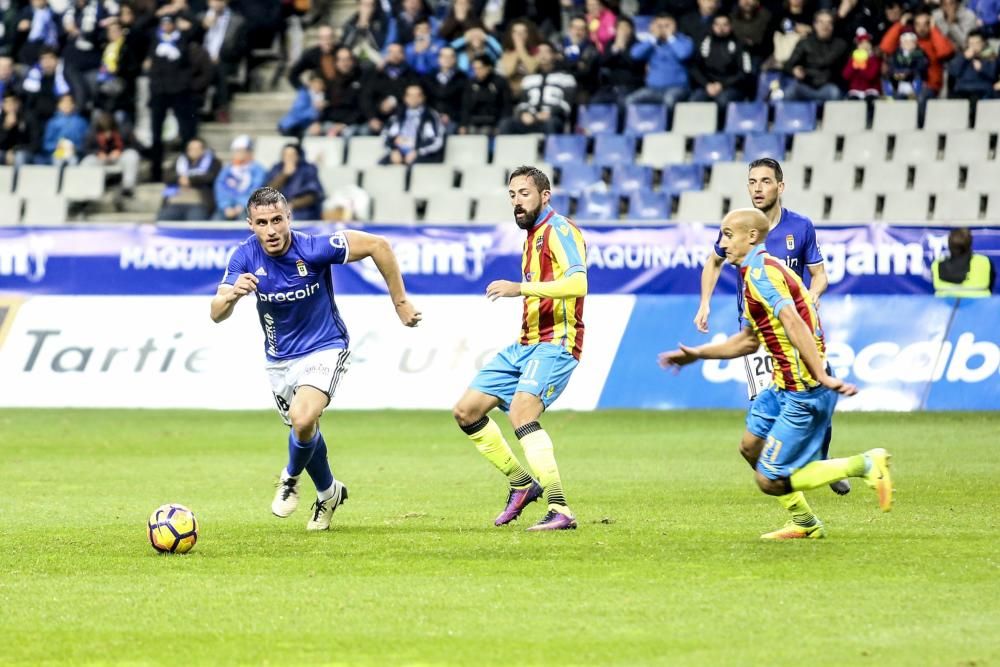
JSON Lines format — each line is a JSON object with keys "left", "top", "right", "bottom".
{"left": 210, "top": 187, "right": 421, "bottom": 531}
{"left": 661, "top": 209, "right": 893, "bottom": 539}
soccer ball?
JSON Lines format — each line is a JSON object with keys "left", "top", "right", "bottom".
{"left": 147, "top": 504, "right": 199, "bottom": 554}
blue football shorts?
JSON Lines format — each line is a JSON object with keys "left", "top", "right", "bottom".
{"left": 750, "top": 385, "right": 838, "bottom": 480}
{"left": 470, "top": 342, "right": 578, "bottom": 411}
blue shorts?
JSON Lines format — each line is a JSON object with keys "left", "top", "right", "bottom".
{"left": 750, "top": 385, "right": 838, "bottom": 480}
{"left": 470, "top": 342, "right": 578, "bottom": 411}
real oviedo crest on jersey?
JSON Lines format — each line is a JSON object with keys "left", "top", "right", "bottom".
{"left": 786, "top": 234, "right": 795, "bottom": 250}
{"left": 296, "top": 259, "right": 308, "bottom": 277}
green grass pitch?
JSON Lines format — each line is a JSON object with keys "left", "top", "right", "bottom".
{"left": 1, "top": 409, "right": 998, "bottom": 666}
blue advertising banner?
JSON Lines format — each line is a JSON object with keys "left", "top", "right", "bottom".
{"left": 1, "top": 224, "right": 998, "bottom": 296}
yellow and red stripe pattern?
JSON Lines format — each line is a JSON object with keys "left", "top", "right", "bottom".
{"left": 741, "top": 244, "right": 826, "bottom": 391}
{"left": 519, "top": 207, "right": 587, "bottom": 360}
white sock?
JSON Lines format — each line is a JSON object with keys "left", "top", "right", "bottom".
{"left": 316, "top": 481, "right": 337, "bottom": 502}
{"left": 280, "top": 468, "right": 299, "bottom": 482}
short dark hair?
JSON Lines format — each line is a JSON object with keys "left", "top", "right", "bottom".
{"left": 472, "top": 54, "right": 494, "bottom": 68}
{"left": 508, "top": 165, "right": 551, "bottom": 193}
{"left": 247, "top": 186, "right": 289, "bottom": 216}
{"left": 948, "top": 227, "right": 973, "bottom": 256}
{"left": 968, "top": 28, "right": 986, "bottom": 41}
{"left": 748, "top": 157, "right": 783, "bottom": 183}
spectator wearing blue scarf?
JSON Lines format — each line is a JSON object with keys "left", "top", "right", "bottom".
{"left": 266, "top": 144, "right": 325, "bottom": 221}
{"left": 15, "top": 0, "right": 61, "bottom": 65}
{"left": 214, "top": 134, "right": 268, "bottom": 220}
{"left": 20, "top": 48, "right": 71, "bottom": 154}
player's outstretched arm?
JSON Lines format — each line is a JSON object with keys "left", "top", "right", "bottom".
{"left": 658, "top": 326, "right": 759, "bottom": 370}
{"left": 807, "top": 262, "right": 829, "bottom": 306}
{"left": 343, "top": 230, "right": 421, "bottom": 327}
{"left": 695, "top": 253, "right": 726, "bottom": 333}
{"left": 210, "top": 273, "right": 258, "bottom": 323}
{"left": 777, "top": 306, "right": 857, "bottom": 396}
{"left": 486, "top": 272, "right": 588, "bottom": 301}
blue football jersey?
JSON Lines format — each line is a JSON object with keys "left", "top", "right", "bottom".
{"left": 221, "top": 230, "right": 351, "bottom": 362}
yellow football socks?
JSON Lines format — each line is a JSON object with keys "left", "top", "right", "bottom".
{"left": 464, "top": 416, "right": 534, "bottom": 488}
{"left": 777, "top": 491, "right": 817, "bottom": 526}
{"left": 791, "top": 455, "right": 867, "bottom": 491}
{"left": 515, "top": 422, "right": 570, "bottom": 514}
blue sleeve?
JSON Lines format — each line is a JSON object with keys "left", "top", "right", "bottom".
{"left": 220, "top": 244, "right": 249, "bottom": 285}
{"left": 630, "top": 41, "right": 652, "bottom": 61}
{"left": 307, "top": 231, "right": 351, "bottom": 266}
{"left": 670, "top": 34, "right": 694, "bottom": 60}
{"left": 553, "top": 222, "right": 586, "bottom": 275}
{"left": 713, "top": 229, "right": 725, "bottom": 258}
{"left": 803, "top": 221, "right": 823, "bottom": 265}
{"left": 750, "top": 267, "right": 793, "bottom": 317}
{"left": 213, "top": 167, "right": 228, "bottom": 208}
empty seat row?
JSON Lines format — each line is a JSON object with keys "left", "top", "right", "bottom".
{"left": 0, "top": 165, "right": 105, "bottom": 202}
{"left": 0, "top": 195, "right": 69, "bottom": 225}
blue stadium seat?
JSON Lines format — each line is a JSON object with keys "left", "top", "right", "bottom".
{"left": 611, "top": 164, "right": 653, "bottom": 195}
{"left": 628, "top": 191, "right": 671, "bottom": 220}
{"left": 772, "top": 102, "right": 817, "bottom": 133}
{"left": 692, "top": 134, "right": 736, "bottom": 165}
{"left": 577, "top": 191, "right": 619, "bottom": 221}
{"left": 550, "top": 192, "right": 573, "bottom": 215}
{"left": 724, "top": 102, "right": 768, "bottom": 134}
{"left": 743, "top": 133, "right": 786, "bottom": 160}
{"left": 633, "top": 15, "right": 654, "bottom": 41}
{"left": 661, "top": 164, "right": 705, "bottom": 192}
{"left": 593, "top": 134, "right": 637, "bottom": 166}
{"left": 558, "top": 163, "right": 604, "bottom": 194}
{"left": 625, "top": 104, "right": 668, "bottom": 135}
{"left": 543, "top": 134, "right": 588, "bottom": 165}
{"left": 577, "top": 103, "right": 619, "bottom": 135}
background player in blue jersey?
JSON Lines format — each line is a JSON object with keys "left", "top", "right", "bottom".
{"left": 210, "top": 187, "right": 421, "bottom": 531}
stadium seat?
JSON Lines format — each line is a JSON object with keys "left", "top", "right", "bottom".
{"left": 444, "top": 135, "right": 489, "bottom": 165}
{"left": 882, "top": 192, "right": 930, "bottom": 221}
{"left": 371, "top": 193, "right": 417, "bottom": 223}
{"left": 780, "top": 190, "right": 825, "bottom": 217}
{"left": 0, "top": 194, "right": 22, "bottom": 224}
{"left": 16, "top": 165, "right": 60, "bottom": 197}
{"left": 637, "top": 132, "right": 686, "bottom": 166}
{"left": 933, "top": 191, "right": 981, "bottom": 222}
{"left": 611, "top": 164, "right": 653, "bottom": 194}
{"left": 791, "top": 132, "right": 836, "bottom": 165}
{"left": 672, "top": 102, "right": 718, "bottom": 135}
{"left": 408, "top": 164, "right": 457, "bottom": 194}
{"left": 423, "top": 194, "right": 474, "bottom": 224}
{"left": 60, "top": 166, "right": 106, "bottom": 202}
{"left": 549, "top": 192, "right": 572, "bottom": 214}
{"left": 912, "top": 162, "right": 961, "bottom": 192}
{"left": 772, "top": 102, "right": 817, "bottom": 134}
{"left": 302, "top": 136, "right": 345, "bottom": 166}
{"left": 493, "top": 134, "right": 542, "bottom": 165}
{"left": 627, "top": 191, "right": 670, "bottom": 220}
{"left": 820, "top": 100, "right": 867, "bottom": 134}
{"left": 859, "top": 161, "right": 908, "bottom": 193}
{"left": 361, "top": 165, "right": 407, "bottom": 197}
{"left": 593, "top": 134, "right": 637, "bottom": 167}
{"left": 0, "top": 165, "right": 13, "bottom": 193}
{"left": 577, "top": 103, "right": 619, "bottom": 135}
{"left": 923, "top": 99, "right": 970, "bottom": 131}
{"left": 829, "top": 192, "right": 877, "bottom": 221}
{"left": 317, "top": 166, "right": 360, "bottom": 193}
{"left": 840, "top": 132, "right": 889, "bottom": 164}
{"left": 633, "top": 14, "right": 654, "bottom": 41}
{"left": 346, "top": 136, "right": 386, "bottom": 167}
{"left": 964, "top": 161, "right": 1000, "bottom": 193}
{"left": 708, "top": 161, "right": 747, "bottom": 192}
{"left": 675, "top": 191, "right": 723, "bottom": 222}
{"left": 890, "top": 131, "right": 940, "bottom": 163}
{"left": 254, "top": 135, "right": 290, "bottom": 167}
{"left": 576, "top": 191, "right": 619, "bottom": 221}
{"left": 22, "top": 195, "right": 67, "bottom": 225}
{"left": 543, "top": 134, "right": 588, "bottom": 165}
{"left": 986, "top": 193, "right": 1000, "bottom": 221}
{"left": 973, "top": 99, "right": 1000, "bottom": 131}
{"left": 625, "top": 104, "right": 667, "bottom": 135}
{"left": 474, "top": 194, "right": 515, "bottom": 223}
{"left": 779, "top": 161, "right": 807, "bottom": 192}
{"left": 724, "top": 102, "right": 768, "bottom": 134}
{"left": 943, "top": 130, "right": 992, "bottom": 163}
{"left": 558, "top": 163, "right": 604, "bottom": 194}
{"left": 872, "top": 100, "right": 918, "bottom": 132}
{"left": 743, "top": 133, "right": 786, "bottom": 160}
{"left": 662, "top": 164, "right": 705, "bottom": 192}
{"left": 692, "top": 133, "right": 735, "bottom": 165}
{"left": 807, "top": 163, "right": 857, "bottom": 192}
{"left": 458, "top": 164, "right": 508, "bottom": 196}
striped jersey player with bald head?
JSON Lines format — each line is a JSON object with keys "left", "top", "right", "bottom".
{"left": 452, "top": 165, "right": 587, "bottom": 531}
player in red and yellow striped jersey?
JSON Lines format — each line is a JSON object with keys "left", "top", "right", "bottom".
{"left": 452, "top": 166, "right": 587, "bottom": 531}
{"left": 660, "top": 209, "right": 894, "bottom": 539}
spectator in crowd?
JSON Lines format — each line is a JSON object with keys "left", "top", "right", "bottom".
{"left": 266, "top": 143, "right": 325, "bottom": 221}
{"left": 585, "top": 0, "right": 618, "bottom": 52}
{"left": 880, "top": 5, "right": 956, "bottom": 100}
{"left": 321, "top": 47, "right": 370, "bottom": 138}
{"left": 405, "top": 18, "right": 445, "bottom": 75}
{"left": 158, "top": 136, "right": 221, "bottom": 221}
{"left": 20, "top": 47, "right": 70, "bottom": 158}
{"left": 342, "top": 0, "right": 397, "bottom": 64}
{"left": 213, "top": 134, "right": 267, "bottom": 220}
{"left": 80, "top": 111, "right": 141, "bottom": 199}
{"left": 288, "top": 23, "right": 337, "bottom": 89}
{"left": 380, "top": 81, "right": 445, "bottom": 164}
{"left": 450, "top": 25, "right": 502, "bottom": 75}
{"left": 933, "top": 0, "right": 979, "bottom": 48}
{"left": 38, "top": 93, "right": 88, "bottom": 164}
{"left": 833, "top": 0, "right": 881, "bottom": 44}
{"left": 948, "top": 29, "right": 998, "bottom": 101}
{"left": 680, "top": 0, "right": 720, "bottom": 43}
{"left": 932, "top": 227, "right": 995, "bottom": 297}
{"left": 625, "top": 13, "right": 693, "bottom": 113}
{"left": 438, "top": 0, "right": 483, "bottom": 42}
{"left": 689, "top": 13, "right": 753, "bottom": 112}
{"left": 875, "top": 0, "right": 905, "bottom": 40}
{"left": 16, "top": 0, "right": 62, "bottom": 66}
{"left": 423, "top": 45, "right": 467, "bottom": 132}
{"left": 841, "top": 27, "right": 882, "bottom": 99}
{"left": 499, "top": 41, "right": 576, "bottom": 134}
{"left": 278, "top": 70, "right": 327, "bottom": 136}
{"left": 498, "top": 19, "right": 541, "bottom": 97}
{"left": 395, "top": 0, "right": 433, "bottom": 47}
{"left": 780, "top": 10, "right": 848, "bottom": 101}
{"left": 0, "top": 92, "right": 29, "bottom": 166}
{"left": 200, "top": 0, "right": 246, "bottom": 124}
{"left": 640, "top": 0, "right": 698, "bottom": 14}
{"left": 968, "top": 0, "right": 1000, "bottom": 38}
{"left": 115, "top": 2, "right": 155, "bottom": 127}
{"left": 730, "top": 0, "right": 773, "bottom": 63}
{"left": 362, "top": 41, "right": 418, "bottom": 135}
{"left": 188, "top": 37, "right": 216, "bottom": 121}
{"left": 562, "top": 14, "right": 600, "bottom": 99}
{"left": 591, "top": 16, "right": 644, "bottom": 106}
{"left": 886, "top": 29, "right": 929, "bottom": 99}
{"left": 93, "top": 19, "right": 126, "bottom": 115}
{"left": 0, "top": 56, "right": 20, "bottom": 98}
{"left": 146, "top": 13, "right": 198, "bottom": 182}
{"left": 502, "top": 0, "right": 561, "bottom": 35}
{"left": 459, "top": 53, "right": 511, "bottom": 134}
{"left": 61, "top": 0, "right": 112, "bottom": 112}
{"left": 0, "top": 1, "right": 18, "bottom": 58}
{"left": 771, "top": 0, "right": 814, "bottom": 69}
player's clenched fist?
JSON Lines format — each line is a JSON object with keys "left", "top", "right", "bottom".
{"left": 485, "top": 280, "right": 521, "bottom": 301}
{"left": 232, "top": 273, "right": 259, "bottom": 297}
{"left": 395, "top": 299, "right": 422, "bottom": 327}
